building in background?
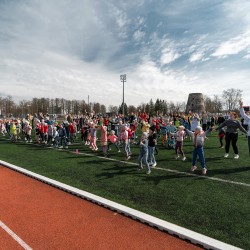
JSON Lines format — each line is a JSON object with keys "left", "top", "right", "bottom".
{"left": 185, "top": 93, "right": 205, "bottom": 114}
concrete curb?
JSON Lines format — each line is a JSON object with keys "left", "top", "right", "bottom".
{"left": 0, "top": 160, "right": 242, "bottom": 250}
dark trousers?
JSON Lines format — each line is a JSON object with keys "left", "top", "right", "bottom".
{"left": 219, "top": 137, "right": 224, "bottom": 147}
{"left": 225, "top": 132, "right": 238, "bottom": 154}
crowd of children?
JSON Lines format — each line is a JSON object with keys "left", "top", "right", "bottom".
{"left": 0, "top": 108, "right": 248, "bottom": 175}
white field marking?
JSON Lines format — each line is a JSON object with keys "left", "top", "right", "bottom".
{"left": 1, "top": 137, "right": 250, "bottom": 187}
{"left": 73, "top": 151, "right": 250, "bottom": 188}
{"left": 0, "top": 220, "right": 32, "bottom": 250}
{"left": 0, "top": 160, "right": 243, "bottom": 250}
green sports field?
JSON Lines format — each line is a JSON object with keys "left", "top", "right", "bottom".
{"left": 0, "top": 132, "right": 249, "bottom": 249}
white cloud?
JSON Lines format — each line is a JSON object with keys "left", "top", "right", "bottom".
{"left": 189, "top": 52, "right": 204, "bottom": 63}
{"left": 1, "top": 0, "right": 250, "bottom": 109}
{"left": 212, "top": 32, "right": 250, "bottom": 58}
{"left": 160, "top": 48, "right": 180, "bottom": 65}
{"left": 133, "top": 30, "right": 145, "bottom": 42}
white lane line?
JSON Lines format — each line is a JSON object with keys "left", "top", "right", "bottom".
{"left": 0, "top": 220, "right": 32, "bottom": 250}
{"left": 0, "top": 160, "right": 242, "bottom": 250}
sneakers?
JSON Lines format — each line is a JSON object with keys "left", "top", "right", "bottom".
{"left": 234, "top": 154, "right": 239, "bottom": 159}
{"left": 224, "top": 153, "right": 229, "bottom": 158}
{"left": 191, "top": 166, "right": 197, "bottom": 171}
{"left": 182, "top": 156, "right": 186, "bottom": 161}
{"left": 137, "top": 166, "right": 143, "bottom": 171}
{"left": 126, "top": 156, "right": 131, "bottom": 160}
{"left": 117, "top": 150, "right": 121, "bottom": 152}
{"left": 175, "top": 155, "right": 180, "bottom": 159}
{"left": 152, "top": 162, "right": 157, "bottom": 168}
{"left": 146, "top": 170, "right": 151, "bottom": 174}
{"left": 202, "top": 168, "right": 207, "bottom": 175}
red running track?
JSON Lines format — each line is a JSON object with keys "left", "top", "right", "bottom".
{"left": 0, "top": 165, "right": 201, "bottom": 249}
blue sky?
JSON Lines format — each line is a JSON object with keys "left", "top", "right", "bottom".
{"left": 0, "top": 0, "right": 250, "bottom": 108}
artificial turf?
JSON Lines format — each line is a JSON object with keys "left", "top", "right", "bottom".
{"left": 0, "top": 132, "right": 249, "bottom": 249}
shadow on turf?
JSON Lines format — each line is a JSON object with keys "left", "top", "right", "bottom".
{"left": 95, "top": 164, "right": 136, "bottom": 179}
{"left": 206, "top": 166, "right": 250, "bottom": 175}
{"left": 137, "top": 174, "right": 195, "bottom": 185}
{"left": 94, "top": 163, "right": 198, "bottom": 184}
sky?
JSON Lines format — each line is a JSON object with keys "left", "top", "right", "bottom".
{"left": 0, "top": 0, "right": 250, "bottom": 108}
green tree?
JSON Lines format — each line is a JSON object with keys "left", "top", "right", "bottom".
{"left": 118, "top": 103, "right": 128, "bottom": 115}
{"left": 148, "top": 99, "right": 155, "bottom": 115}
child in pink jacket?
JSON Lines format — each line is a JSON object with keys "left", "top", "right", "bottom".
{"left": 108, "top": 130, "right": 120, "bottom": 153}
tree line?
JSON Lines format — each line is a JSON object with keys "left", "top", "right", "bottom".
{"left": 0, "top": 88, "right": 244, "bottom": 117}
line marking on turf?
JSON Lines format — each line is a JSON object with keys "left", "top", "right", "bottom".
{"left": 0, "top": 160, "right": 242, "bottom": 250}
{"left": 72, "top": 150, "right": 250, "bottom": 188}
{"left": 1, "top": 137, "right": 249, "bottom": 188}
{"left": 0, "top": 220, "right": 32, "bottom": 250}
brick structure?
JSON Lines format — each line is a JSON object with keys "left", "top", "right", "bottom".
{"left": 185, "top": 93, "right": 205, "bottom": 114}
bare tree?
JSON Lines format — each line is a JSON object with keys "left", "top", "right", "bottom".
{"left": 93, "top": 102, "right": 101, "bottom": 114}
{"left": 222, "top": 88, "right": 242, "bottom": 111}
{"left": 0, "top": 96, "right": 4, "bottom": 116}
{"left": 54, "top": 98, "right": 62, "bottom": 114}
{"left": 213, "top": 95, "right": 223, "bottom": 113}
{"left": 100, "top": 104, "right": 106, "bottom": 114}
{"left": 72, "top": 100, "right": 80, "bottom": 115}
{"left": 175, "top": 102, "right": 185, "bottom": 113}
{"left": 108, "top": 105, "right": 118, "bottom": 116}
{"left": 137, "top": 103, "right": 146, "bottom": 113}
{"left": 127, "top": 105, "right": 137, "bottom": 114}
{"left": 65, "top": 100, "right": 72, "bottom": 114}
{"left": 203, "top": 95, "right": 223, "bottom": 113}
{"left": 61, "top": 98, "right": 66, "bottom": 114}
{"left": 80, "top": 100, "right": 88, "bottom": 114}
{"left": 3, "top": 95, "right": 15, "bottom": 117}
{"left": 18, "top": 100, "right": 32, "bottom": 116}
{"left": 169, "top": 101, "right": 175, "bottom": 115}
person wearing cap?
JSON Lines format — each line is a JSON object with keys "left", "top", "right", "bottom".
{"left": 185, "top": 126, "right": 213, "bottom": 175}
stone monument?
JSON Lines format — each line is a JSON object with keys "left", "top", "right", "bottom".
{"left": 185, "top": 93, "right": 205, "bottom": 114}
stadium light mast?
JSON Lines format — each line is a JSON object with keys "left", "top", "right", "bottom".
{"left": 120, "top": 74, "right": 126, "bottom": 116}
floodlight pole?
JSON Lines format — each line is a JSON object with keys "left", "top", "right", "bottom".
{"left": 120, "top": 74, "right": 126, "bottom": 117}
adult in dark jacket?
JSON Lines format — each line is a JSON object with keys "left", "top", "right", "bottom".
{"left": 216, "top": 112, "right": 247, "bottom": 159}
